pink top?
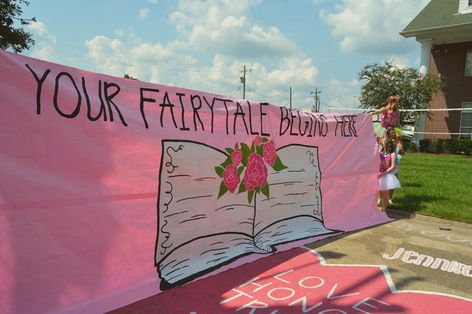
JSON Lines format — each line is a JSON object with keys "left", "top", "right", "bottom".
{"left": 379, "top": 152, "right": 391, "bottom": 173}
{"left": 381, "top": 109, "right": 400, "bottom": 128}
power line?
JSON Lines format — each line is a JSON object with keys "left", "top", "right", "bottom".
{"left": 229, "top": 86, "right": 242, "bottom": 97}
{"left": 325, "top": 107, "right": 472, "bottom": 112}
{"left": 248, "top": 88, "right": 286, "bottom": 99}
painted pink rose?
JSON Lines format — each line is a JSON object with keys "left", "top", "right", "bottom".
{"left": 231, "top": 148, "right": 243, "bottom": 166}
{"left": 263, "top": 140, "right": 276, "bottom": 166}
{"left": 223, "top": 164, "right": 240, "bottom": 193}
{"left": 244, "top": 153, "right": 268, "bottom": 191}
{"left": 253, "top": 136, "right": 262, "bottom": 146}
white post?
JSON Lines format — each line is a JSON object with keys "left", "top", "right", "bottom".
{"left": 418, "top": 39, "right": 432, "bottom": 75}
{"left": 414, "top": 39, "right": 433, "bottom": 145}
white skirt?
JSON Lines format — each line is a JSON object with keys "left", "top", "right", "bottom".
{"left": 379, "top": 173, "right": 401, "bottom": 191}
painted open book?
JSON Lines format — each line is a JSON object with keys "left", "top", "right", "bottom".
{"left": 154, "top": 139, "right": 336, "bottom": 289}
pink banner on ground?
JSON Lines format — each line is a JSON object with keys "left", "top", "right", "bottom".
{"left": 0, "top": 51, "right": 387, "bottom": 313}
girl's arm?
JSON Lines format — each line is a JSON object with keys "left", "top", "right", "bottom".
{"left": 370, "top": 106, "right": 387, "bottom": 115}
{"left": 397, "top": 142, "right": 404, "bottom": 155}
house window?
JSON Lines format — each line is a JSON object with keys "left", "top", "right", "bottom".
{"left": 466, "top": 50, "right": 472, "bottom": 76}
{"left": 460, "top": 103, "right": 472, "bottom": 138}
{"left": 459, "top": 0, "right": 472, "bottom": 13}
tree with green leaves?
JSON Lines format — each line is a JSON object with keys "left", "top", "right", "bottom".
{"left": 358, "top": 61, "right": 443, "bottom": 122}
{"left": 0, "top": 0, "right": 36, "bottom": 52}
{"left": 124, "top": 74, "right": 138, "bottom": 80}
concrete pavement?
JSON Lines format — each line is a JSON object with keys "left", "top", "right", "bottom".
{"left": 111, "top": 210, "right": 472, "bottom": 313}
{"left": 305, "top": 210, "right": 472, "bottom": 300}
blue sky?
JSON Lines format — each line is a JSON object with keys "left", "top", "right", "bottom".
{"left": 21, "top": 0, "right": 429, "bottom": 111}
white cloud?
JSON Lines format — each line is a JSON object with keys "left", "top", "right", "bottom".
{"left": 232, "top": 56, "right": 319, "bottom": 107}
{"left": 326, "top": 79, "right": 352, "bottom": 95}
{"left": 320, "top": 0, "right": 429, "bottom": 55}
{"left": 385, "top": 56, "right": 411, "bottom": 69}
{"left": 27, "top": 21, "right": 49, "bottom": 37}
{"left": 25, "top": 21, "right": 57, "bottom": 60}
{"left": 84, "top": 33, "right": 318, "bottom": 108}
{"left": 139, "top": 8, "right": 150, "bottom": 19}
{"left": 83, "top": 0, "right": 320, "bottom": 110}
{"left": 169, "top": 0, "right": 297, "bottom": 59}
{"left": 85, "top": 35, "right": 188, "bottom": 81}
{"left": 261, "top": 57, "right": 318, "bottom": 89}
{"left": 85, "top": 36, "right": 127, "bottom": 75}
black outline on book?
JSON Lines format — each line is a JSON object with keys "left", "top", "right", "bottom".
{"left": 154, "top": 139, "right": 341, "bottom": 290}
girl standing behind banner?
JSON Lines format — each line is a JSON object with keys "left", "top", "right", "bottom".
{"left": 371, "top": 95, "right": 402, "bottom": 139}
{"left": 386, "top": 128, "right": 404, "bottom": 204}
{"left": 379, "top": 139, "right": 401, "bottom": 212}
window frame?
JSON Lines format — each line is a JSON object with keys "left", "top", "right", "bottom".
{"left": 466, "top": 50, "right": 472, "bottom": 77}
{"left": 459, "top": 102, "right": 472, "bottom": 139}
{"left": 460, "top": 0, "right": 472, "bottom": 13}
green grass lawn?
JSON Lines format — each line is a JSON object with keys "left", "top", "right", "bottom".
{"left": 391, "top": 152, "right": 472, "bottom": 223}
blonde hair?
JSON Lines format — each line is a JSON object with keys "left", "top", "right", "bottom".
{"left": 387, "top": 95, "right": 400, "bottom": 111}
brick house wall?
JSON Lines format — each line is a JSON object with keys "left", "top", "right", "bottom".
{"left": 425, "top": 41, "right": 472, "bottom": 141}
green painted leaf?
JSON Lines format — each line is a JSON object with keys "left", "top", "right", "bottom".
{"left": 221, "top": 156, "right": 232, "bottom": 168}
{"left": 262, "top": 137, "right": 268, "bottom": 143}
{"left": 256, "top": 145, "right": 263, "bottom": 157}
{"left": 217, "top": 181, "right": 228, "bottom": 199}
{"left": 261, "top": 183, "right": 270, "bottom": 199}
{"left": 241, "top": 143, "right": 250, "bottom": 166}
{"left": 225, "top": 147, "right": 234, "bottom": 155}
{"left": 215, "top": 166, "right": 224, "bottom": 177}
{"left": 272, "top": 155, "right": 288, "bottom": 171}
{"left": 238, "top": 181, "right": 246, "bottom": 194}
{"left": 248, "top": 190, "right": 255, "bottom": 204}
{"left": 237, "top": 165, "right": 245, "bottom": 176}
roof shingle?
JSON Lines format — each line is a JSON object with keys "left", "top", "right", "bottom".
{"left": 401, "top": 0, "right": 472, "bottom": 36}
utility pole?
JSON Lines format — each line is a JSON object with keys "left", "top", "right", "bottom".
{"left": 353, "top": 95, "right": 358, "bottom": 108}
{"left": 310, "top": 88, "right": 322, "bottom": 112}
{"left": 289, "top": 86, "right": 292, "bottom": 109}
{"left": 240, "top": 65, "right": 252, "bottom": 99}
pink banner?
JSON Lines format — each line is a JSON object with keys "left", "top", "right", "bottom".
{"left": 0, "top": 51, "right": 387, "bottom": 313}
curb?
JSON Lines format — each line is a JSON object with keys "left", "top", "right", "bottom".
{"left": 386, "top": 208, "right": 472, "bottom": 228}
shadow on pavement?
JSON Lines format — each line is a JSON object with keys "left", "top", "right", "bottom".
{"left": 109, "top": 247, "right": 409, "bottom": 313}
